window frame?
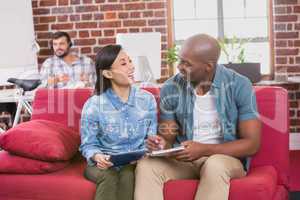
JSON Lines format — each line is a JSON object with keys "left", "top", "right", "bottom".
{"left": 167, "top": 0, "right": 275, "bottom": 79}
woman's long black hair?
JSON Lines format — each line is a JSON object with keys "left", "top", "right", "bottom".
{"left": 94, "top": 44, "right": 122, "bottom": 95}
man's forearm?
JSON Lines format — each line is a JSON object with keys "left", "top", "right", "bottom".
{"left": 204, "top": 138, "right": 260, "bottom": 158}
{"left": 204, "top": 119, "right": 261, "bottom": 158}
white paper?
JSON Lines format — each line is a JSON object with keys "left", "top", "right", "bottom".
{"left": 149, "top": 146, "right": 185, "bottom": 157}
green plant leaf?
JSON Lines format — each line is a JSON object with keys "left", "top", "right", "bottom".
{"left": 237, "top": 48, "right": 245, "bottom": 63}
{"left": 166, "top": 45, "right": 178, "bottom": 65}
{"left": 218, "top": 35, "right": 247, "bottom": 63}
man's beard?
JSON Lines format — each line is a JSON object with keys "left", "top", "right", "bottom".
{"left": 55, "top": 48, "right": 69, "bottom": 58}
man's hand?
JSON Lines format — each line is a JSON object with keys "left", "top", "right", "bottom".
{"left": 173, "top": 141, "right": 208, "bottom": 162}
{"left": 93, "top": 153, "right": 113, "bottom": 170}
{"left": 80, "top": 73, "right": 89, "bottom": 82}
{"left": 47, "top": 76, "right": 59, "bottom": 86}
{"left": 58, "top": 74, "right": 70, "bottom": 83}
{"left": 146, "top": 135, "right": 167, "bottom": 152}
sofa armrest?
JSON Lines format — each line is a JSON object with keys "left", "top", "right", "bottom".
{"left": 229, "top": 166, "right": 278, "bottom": 200}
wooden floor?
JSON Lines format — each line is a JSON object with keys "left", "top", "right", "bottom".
{"left": 290, "top": 192, "right": 300, "bottom": 200}
{"left": 290, "top": 151, "right": 300, "bottom": 192}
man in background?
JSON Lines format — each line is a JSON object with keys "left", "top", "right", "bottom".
{"left": 0, "top": 32, "right": 95, "bottom": 131}
{"left": 40, "top": 31, "right": 95, "bottom": 88}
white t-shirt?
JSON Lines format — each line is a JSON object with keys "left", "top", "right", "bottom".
{"left": 193, "top": 90, "right": 224, "bottom": 144}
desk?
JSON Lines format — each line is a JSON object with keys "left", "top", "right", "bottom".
{"left": 0, "top": 89, "right": 35, "bottom": 130}
{"left": 0, "top": 89, "right": 34, "bottom": 103}
{"left": 255, "top": 76, "right": 300, "bottom": 86}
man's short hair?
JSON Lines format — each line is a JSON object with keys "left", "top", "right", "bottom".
{"left": 51, "top": 31, "right": 72, "bottom": 48}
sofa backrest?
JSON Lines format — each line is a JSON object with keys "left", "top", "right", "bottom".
{"left": 31, "top": 89, "right": 93, "bottom": 132}
{"left": 141, "top": 87, "right": 161, "bottom": 118}
{"left": 250, "top": 86, "right": 290, "bottom": 186}
{"left": 31, "top": 87, "right": 160, "bottom": 133}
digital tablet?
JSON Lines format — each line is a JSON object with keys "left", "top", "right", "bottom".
{"left": 109, "top": 150, "right": 146, "bottom": 167}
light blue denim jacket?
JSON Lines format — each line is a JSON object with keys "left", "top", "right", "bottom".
{"left": 159, "top": 64, "right": 258, "bottom": 146}
{"left": 80, "top": 86, "right": 157, "bottom": 166}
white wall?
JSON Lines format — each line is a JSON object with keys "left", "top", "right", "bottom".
{"left": 0, "top": 0, "right": 38, "bottom": 85}
{"left": 116, "top": 32, "right": 161, "bottom": 82}
{"left": 290, "top": 133, "right": 300, "bottom": 150}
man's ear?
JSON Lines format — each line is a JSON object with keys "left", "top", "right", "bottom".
{"left": 206, "top": 62, "right": 215, "bottom": 72}
{"left": 102, "top": 70, "right": 113, "bottom": 79}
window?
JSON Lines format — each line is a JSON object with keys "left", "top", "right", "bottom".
{"left": 172, "top": 0, "right": 270, "bottom": 74}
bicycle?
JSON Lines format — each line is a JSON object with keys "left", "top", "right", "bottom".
{"left": 0, "top": 78, "right": 41, "bottom": 133}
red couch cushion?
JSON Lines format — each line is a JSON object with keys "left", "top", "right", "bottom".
{"left": 272, "top": 185, "right": 289, "bottom": 200}
{"left": 31, "top": 89, "right": 93, "bottom": 131}
{"left": 0, "top": 120, "right": 80, "bottom": 161}
{"left": 163, "top": 179, "right": 199, "bottom": 200}
{"left": 229, "top": 166, "right": 278, "bottom": 200}
{"left": 163, "top": 166, "right": 278, "bottom": 200}
{"left": 0, "top": 157, "right": 96, "bottom": 200}
{"left": 0, "top": 151, "right": 69, "bottom": 174}
{"left": 250, "top": 87, "right": 290, "bottom": 186}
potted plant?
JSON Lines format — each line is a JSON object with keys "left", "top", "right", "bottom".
{"left": 218, "top": 36, "right": 261, "bottom": 83}
{"left": 166, "top": 45, "right": 179, "bottom": 77}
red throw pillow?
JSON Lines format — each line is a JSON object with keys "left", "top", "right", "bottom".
{"left": 0, "top": 151, "right": 69, "bottom": 174}
{"left": 0, "top": 120, "right": 80, "bottom": 161}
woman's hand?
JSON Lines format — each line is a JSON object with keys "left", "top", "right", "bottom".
{"left": 93, "top": 153, "right": 114, "bottom": 169}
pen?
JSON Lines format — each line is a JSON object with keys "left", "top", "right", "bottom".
{"left": 155, "top": 139, "right": 163, "bottom": 150}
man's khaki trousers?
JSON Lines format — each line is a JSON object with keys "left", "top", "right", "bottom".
{"left": 134, "top": 154, "right": 246, "bottom": 200}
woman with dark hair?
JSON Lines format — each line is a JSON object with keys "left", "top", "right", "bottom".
{"left": 80, "top": 45, "right": 157, "bottom": 200}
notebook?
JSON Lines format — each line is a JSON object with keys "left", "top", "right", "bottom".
{"left": 149, "top": 146, "right": 185, "bottom": 157}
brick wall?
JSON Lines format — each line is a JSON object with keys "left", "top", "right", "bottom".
{"left": 273, "top": 0, "right": 300, "bottom": 133}
{"left": 273, "top": 0, "right": 300, "bottom": 76}
{"left": 32, "top": 0, "right": 170, "bottom": 79}
{"left": 286, "top": 83, "right": 300, "bottom": 133}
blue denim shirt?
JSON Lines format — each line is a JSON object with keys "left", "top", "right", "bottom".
{"left": 80, "top": 86, "right": 157, "bottom": 166}
{"left": 160, "top": 64, "right": 258, "bottom": 146}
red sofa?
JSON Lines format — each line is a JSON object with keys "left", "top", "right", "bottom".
{"left": 0, "top": 86, "right": 289, "bottom": 200}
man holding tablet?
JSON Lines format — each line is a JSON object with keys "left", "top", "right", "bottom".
{"left": 134, "top": 34, "right": 261, "bottom": 200}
